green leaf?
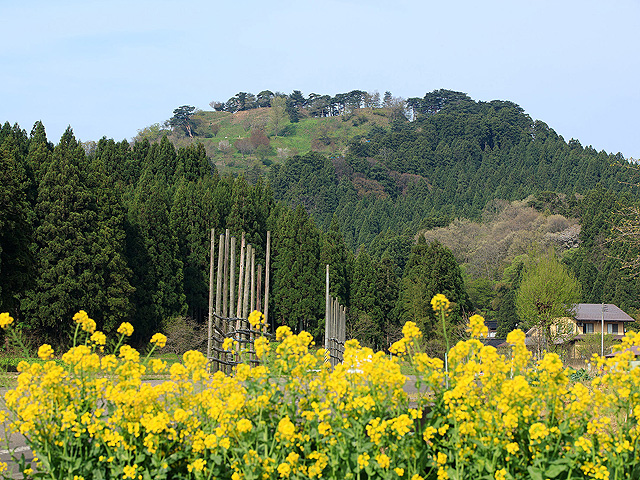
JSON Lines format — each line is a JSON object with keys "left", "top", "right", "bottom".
{"left": 527, "top": 466, "right": 544, "bottom": 480}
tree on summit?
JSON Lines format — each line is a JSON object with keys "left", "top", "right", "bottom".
{"left": 169, "top": 105, "right": 196, "bottom": 138}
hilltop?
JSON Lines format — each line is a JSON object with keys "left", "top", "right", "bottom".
{"left": 134, "top": 103, "right": 395, "bottom": 177}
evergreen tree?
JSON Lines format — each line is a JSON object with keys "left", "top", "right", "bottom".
{"left": 22, "top": 128, "right": 131, "bottom": 341}
{"left": 320, "top": 215, "right": 352, "bottom": 306}
{"left": 397, "top": 238, "right": 471, "bottom": 336}
{"left": 127, "top": 169, "right": 186, "bottom": 339}
{"left": 272, "top": 206, "right": 323, "bottom": 336}
{"left": 169, "top": 176, "right": 219, "bottom": 322}
{"left": 0, "top": 131, "right": 34, "bottom": 314}
{"left": 88, "top": 154, "right": 135, "bottom": 333}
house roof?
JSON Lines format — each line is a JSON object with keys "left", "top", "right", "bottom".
{"left": 485, "top": 320, "right": 498, "bottom": 330}
{"left": 605, "top": 345, "right": 640, "bottom": 358}
{"left": 574, "top": 303, "right": 634, "bottom": 323}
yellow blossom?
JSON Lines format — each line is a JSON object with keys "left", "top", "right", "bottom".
{"left": 431, "top": 294, "right": 450, "bottom": 312}
{"left": 90, "top": 331, "right": 106, "bottom": 346}
{"left": 0, "top": 312, "right": 14, "bottom": 329}
{"left": 117, "top": 322, "right": 134, "bottom": 336}
{"left": 248, "top": 310, "right": 265, "bottom": 327}
{"left": 38, "top": 344, "right": 54, "bottom": 360}
{"left": 150, "top": 333, "right": 167, "bottom": 348}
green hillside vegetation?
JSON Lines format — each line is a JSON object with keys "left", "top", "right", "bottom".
{"left": 3, "top": 88, "right": 640, "bottom": 356}
{"left": 134, "top": 106, "right": 393, "bottom": 177}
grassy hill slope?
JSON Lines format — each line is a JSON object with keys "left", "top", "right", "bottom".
{"left": 134, "top": 106, "right": 394, "bottom": 176}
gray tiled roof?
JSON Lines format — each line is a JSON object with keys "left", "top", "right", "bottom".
{"left": 574, "top": 303, "right": 634, "bottom": 322}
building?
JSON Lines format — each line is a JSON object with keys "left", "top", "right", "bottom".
{"left": 519, "top": 303, "right": 635, "bottom": 360}
{"left": 572, "top": 303, "right": 634, "bottom": 336}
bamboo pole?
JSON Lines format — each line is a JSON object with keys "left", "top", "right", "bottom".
{"left": 242, "top": 245, "right": 251, "bottom": 319}
{"left": 263, "top": 231, "right": 271, "bottom": 332}
{"left": 250, "top": 248, "right": 256, "bottom": 312}
{"left": 207, "top": 229, "right": 215, "bottom": 363}
{"left": 216, "top": 234, "right": 224, "bottom": 318}
{"left": 242, "top": 245, "right": 252, "bottom": 355}
{"left": 324, "top": 265, "right": 330, "bottom": 362}
{"left": 229, "top": 236, "right": 236, "bottom": 322}
{"left": 256, "top": 264, "right": 262, "bottom": 318}
{"left": 236, "top": 233, "right": 246, "bottom": 318}
{"left": 223, "top": 229, "right": 230, "bottom": 318}
{"left": 215, "top": 234, "right": 224, "bottom": 369}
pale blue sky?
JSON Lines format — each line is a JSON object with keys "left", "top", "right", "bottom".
{"left": 2, "top": 0, "right": 639, "bottom": 158}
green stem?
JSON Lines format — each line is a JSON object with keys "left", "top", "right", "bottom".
{"left": 142, "top": 344, "right": 157, "bottom": 365}
{"left": 9, "top": 328, "right": 30, "bottom": 357}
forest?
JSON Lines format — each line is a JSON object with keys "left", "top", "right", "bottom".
{"left": 2, "top": 88, "right": 640, "bottom": 354}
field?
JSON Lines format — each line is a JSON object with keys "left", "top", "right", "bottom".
{"left": 0, "top": 303, "right": 639, "bottom": 479}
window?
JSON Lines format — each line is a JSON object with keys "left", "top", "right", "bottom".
{"left": 584, "top": 323, "right": 594, "bottom": 333}
{"left": 607, "top": 323, "right": 619, "bottom": 334}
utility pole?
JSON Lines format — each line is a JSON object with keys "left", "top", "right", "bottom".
{"left": 601, "top": 303, "right": 605, "bottom": 357}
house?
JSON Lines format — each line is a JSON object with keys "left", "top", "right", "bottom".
{"left": 520, "top": 303, "right": 635, "bottom": 360}
{"left": 572, "top": 303, "right": 634, "bottom": 336}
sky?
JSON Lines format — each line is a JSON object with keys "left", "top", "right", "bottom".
{"left": 2, "top": 0, "right": 639, "bottom": 158}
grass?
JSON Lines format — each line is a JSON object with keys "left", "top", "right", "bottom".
{"left": 136, "top": 106, "right": 394, "bottom": 177}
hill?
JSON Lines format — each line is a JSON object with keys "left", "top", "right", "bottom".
{"left": 134, "top": 105, "right": 394, "bottom": 177}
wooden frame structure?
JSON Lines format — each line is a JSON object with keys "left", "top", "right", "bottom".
{"left": 207, "top": 229, "right": 272, "bottom": 371}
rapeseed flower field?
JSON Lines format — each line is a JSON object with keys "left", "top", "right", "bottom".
{"left": 0, "top": 297, "right": 639, "bottom": 479}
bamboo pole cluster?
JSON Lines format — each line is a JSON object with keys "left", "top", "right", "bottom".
{"left": 207, "top": 229, "right": 271, "bottom": 371}
{"left": 324, "top": 265, "right": 346, "bottom": 367}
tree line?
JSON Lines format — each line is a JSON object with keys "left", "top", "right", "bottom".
{"left": 209, "top": 89, "right": 405, "bottom": 122}
{"left": 3, "top": 88, "right": 640, "bottom": 352}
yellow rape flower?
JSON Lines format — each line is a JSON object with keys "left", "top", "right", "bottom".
{"left": 357, "top": 453, "right": 370, "bottom": 470}
{"left": 150, "top": 358, "right": 167, "bottom": 373}
{"left": 495, "top": 469, "right": 507, "bottom": 480}
{"left": 467, "top": 314, "right": 488, "bottom": 338}
{"left": 395, "top": 468, "right": 405, "bottom": 477}
{"left": 123, "top": 464, "right": 137, "bottom": 479}
{"left": 276, "top": 325, "right": 292, "bottom": 341}
{"left": 119, "top": 345, "right": 140, "bottom": 362}
{"left": 38, "top": 344, "right": 54, "bottom": 360}
{"left": 248, "top": 310, "right": 264, "bottom": 327}
{"left": 150, "top": 333, "right": 167, "bottom": 348}
{"left": 277, "top": 416, "right": 296, "bottom": 441}
{"left": 117, "top": 322, "right": 134, "bottom": 336}
{"left": 222, "top": 337, "right": 235, "bottom": 350}
{"left": 376, "top": 453, "right": 390, "bottom": 469}
{"left": 237, "top": 418, "right": 252, "bottom": 433}
{"left": 277, "top": 462, "right": 291, "bottom": 478}
{"left": 187, "top": 459, "right": 206, "bottom": 472}
{"left": 90, "top": 331, "right": 106, "bottom": 346}
{"left": 0, "top": 312, "right": 14, "bottom": 329}
{"left": 506, "top": 442, "right": 519, "bottom": 454}
{"left": 73, "top": 310, "right": 96, "bottom": 333}
{"left": 431, "top": 294, "right": 450, "bottom": 312}
{"left": 529, "top": 422, "right": 550, "bottom": 442}
{"left": 254, "top": 336, "right": 270, "bottom": 358}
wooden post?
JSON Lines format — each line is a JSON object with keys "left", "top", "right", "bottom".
{"left": 324, "top": 265, "right": 330, "bottom": 364}
{"left": 331, "top": 298, "right": 340, "bottom": 367}
{"left": 236, "top": 233, "right": 246, "bottom": 318}
{"left": 216, "top": 234, "right": 224, "bottom": 318}
{"left": 223, "top": 229, "right": 230, "bottom": 318}
{"left": 215, "top": 234, "right": 224, "bottom": 367}
{"left": 263, "top": 231, "right": 271, "bottom": 332}
{"left": 256, "top": 264, "right": 262, "bottom": 317}
{"left": 229, "top": 236, "right": 236, "bottom": 321}
{"left": 250, "top": 248, "right": 256, "bottom": 312}
{"left": 243, "top": 245, "right": 251, "bottom": 319}
{"left": 207, "top": 229, "right": 215, "bottom": 364}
